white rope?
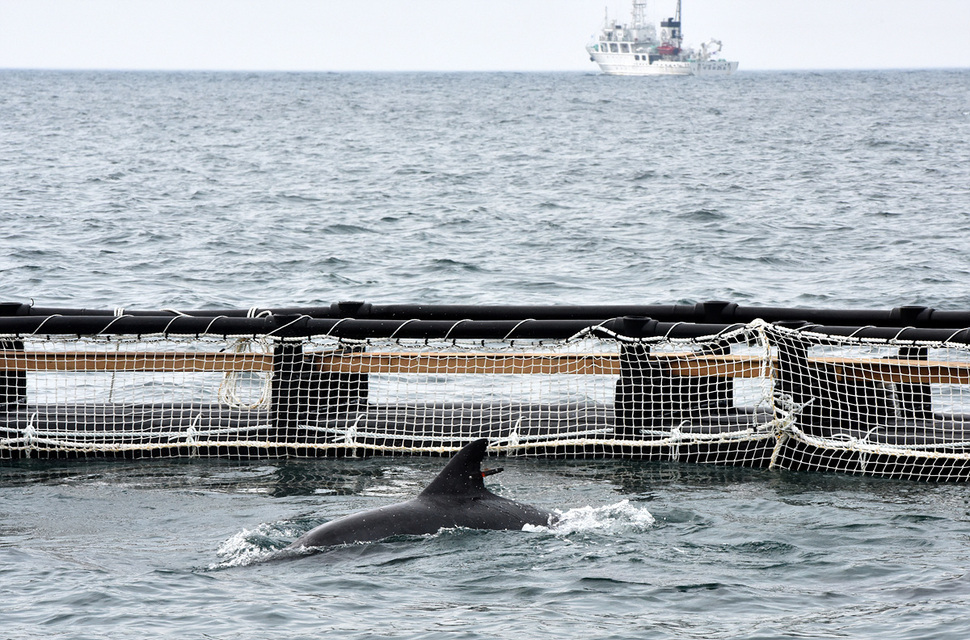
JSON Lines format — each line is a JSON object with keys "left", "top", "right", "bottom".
{"left": 30, "top": 314, "right": 62, "bottom": 335}
{"left": 217, "top": 337, "right": 273, "bottom": 410}
{"left": 185, "top": 414, "right": 201, "bottom": 458}
{"left": 23, "top": 414, "right": 37, "bottom": 458}
{"left": 442, "top": 319, "right": 472, "bottom": 342}
{"left": 501, "top": 319, "right": 535, "bottom": 342}
{"left": 767, "top": 396, "right": 812, "bottom": 470}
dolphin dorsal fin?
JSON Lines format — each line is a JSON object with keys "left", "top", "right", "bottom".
{"left": 419, "top": 439, "right": 492, "bottom": 498}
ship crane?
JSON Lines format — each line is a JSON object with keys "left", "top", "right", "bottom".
{"left": 698, "top": 39, "right": 723, "bottom": 61}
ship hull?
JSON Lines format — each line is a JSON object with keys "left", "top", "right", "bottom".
{"left": 589, "top": 52, "right": 738, "bottom": 76}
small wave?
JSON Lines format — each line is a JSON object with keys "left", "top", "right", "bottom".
{"left": 427, "top": 258, "right": 482, "bottom": 273}
{"left": 275, "top": 193, "right": 323, "bottom": 203}
{"left": 322, "top": 223, "right": 375, "bottom": 235}
{"left": 525, "top": 500, "right": 655, "bottom": 535}
{"left": 538, "top": 201, "right": 571, "bottom": 210}
{"left": 679, "top": 208, "right": 725, "bottom": 220}
{"left": 211, "top": 521, "right": 303, "bottom": 569}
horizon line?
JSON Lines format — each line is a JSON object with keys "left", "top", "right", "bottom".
{"left": 2, "top": 65, "right": 969, "bottom": 74}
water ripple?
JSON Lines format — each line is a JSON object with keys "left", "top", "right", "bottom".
{"left": 1, "top": 70, "right": 967, "bottom": 308}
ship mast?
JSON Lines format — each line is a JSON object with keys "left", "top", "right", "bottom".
{"left": 631, "top": 1, "right": 647, "bottom": 29}
{"left": 674, "top": 0, "right": 683, "bottom": 45}
{"left": 660, "top": 0, "right": 683, "bottom": 52}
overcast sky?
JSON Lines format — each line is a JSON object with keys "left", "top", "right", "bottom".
{"left": 2, "top": 0, "right": 969, "bottom": 72}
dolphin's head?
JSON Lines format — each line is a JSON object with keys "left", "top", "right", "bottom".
{"left": 419, "top": 439, "right": 502, "bottom": 498}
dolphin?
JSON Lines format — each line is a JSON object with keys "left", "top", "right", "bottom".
{"left": 287, "top": 438, "right": 557, "bottom": 550}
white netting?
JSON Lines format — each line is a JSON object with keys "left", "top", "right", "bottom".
{"left": 0, "top": 334, "right": 275, "bottom": 457}
{"left": 763, "top": 323, "right": 970, "bottom": 481}
{"left": 3, "top": 321, "right": 970, "bottom": 480}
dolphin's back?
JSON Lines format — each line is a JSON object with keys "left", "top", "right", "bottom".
{"left": 423, "top": 491, "right": 555, "bottom": 530}
{"left": 290, "top": 499, "right": 442, "bottom": 548}
{"left": 289, "top": 493, "right": 555, "bottom": 549}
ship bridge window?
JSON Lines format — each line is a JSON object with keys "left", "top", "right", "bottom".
{"left": 621, "top": 43, "right": 630, "bottom": 53}
{"left": 609, "top": 43, "right": 618, "bottom": 53}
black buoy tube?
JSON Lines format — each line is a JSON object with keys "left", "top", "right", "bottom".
{"left": 0, "top": 313, "right": 969, "bottom": 343}
{"left": 4, "top": 301, "right": 970, "bottom": 330}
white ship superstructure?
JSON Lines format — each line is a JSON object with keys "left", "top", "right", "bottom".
{"left": 587, "top": 0, "right": 738, "bottom": 76}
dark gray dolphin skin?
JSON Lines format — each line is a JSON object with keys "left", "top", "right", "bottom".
{"left": 287, "top": 439, "right": 557, "bottom": 550}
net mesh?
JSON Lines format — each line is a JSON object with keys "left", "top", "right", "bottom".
{"left": 3, "top": 320, "right": 970, "bottom": 480}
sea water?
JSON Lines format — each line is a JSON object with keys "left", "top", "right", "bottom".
{"left": 2, "top": 69, "right": 970, "bottom": 639}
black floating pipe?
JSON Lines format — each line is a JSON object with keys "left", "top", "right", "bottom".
{"left": 2, "top": 314, "right": 970, "bottom": 343}
{"left": 0, "top": 315, "right": 604, "bottom": 340}
{"left": 797, "top": 324, "right": 970, "bottom": 343}
{"left": 0, "top": 314, "right": 714, "bottom": 340}
{"left": 1, "top": 304, "right": 336, "bottom": 319}
{"left": 0, "top": 315, "right": 278, "bottom": 336}
{"left": 6, "top": 301, "right": 970, "bottom": 329}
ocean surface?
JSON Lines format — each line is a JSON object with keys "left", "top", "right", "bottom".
{"left": 3, "top": 69, "right": 970, "bottom": 639}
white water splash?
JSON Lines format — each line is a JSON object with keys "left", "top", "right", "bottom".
{"left": 524, "top": 500, "right": 655, "bottom": 535}
{"left": 211, "top": 521, "right": 303, "bottom": 569}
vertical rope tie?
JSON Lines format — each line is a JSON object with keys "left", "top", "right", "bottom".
{"left": 185, "top": 413, "right": 201, "bottom": 458}
{"left": 24, "top": 413, "right": 38, "bottom": 457}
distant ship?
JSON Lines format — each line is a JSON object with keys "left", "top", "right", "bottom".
{"left": 586, "top": 0, "right": 738, "bottom": 76}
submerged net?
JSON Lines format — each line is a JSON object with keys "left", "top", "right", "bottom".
{"left": 3, "top": 320, "right": 970, "bottom": 480}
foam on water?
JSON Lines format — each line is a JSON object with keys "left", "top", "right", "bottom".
{"left": 212, "top": 521, "right": 299, "bottom": 569}
{"left": 528, "top": 500, "right": 656, "bottom": 536}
